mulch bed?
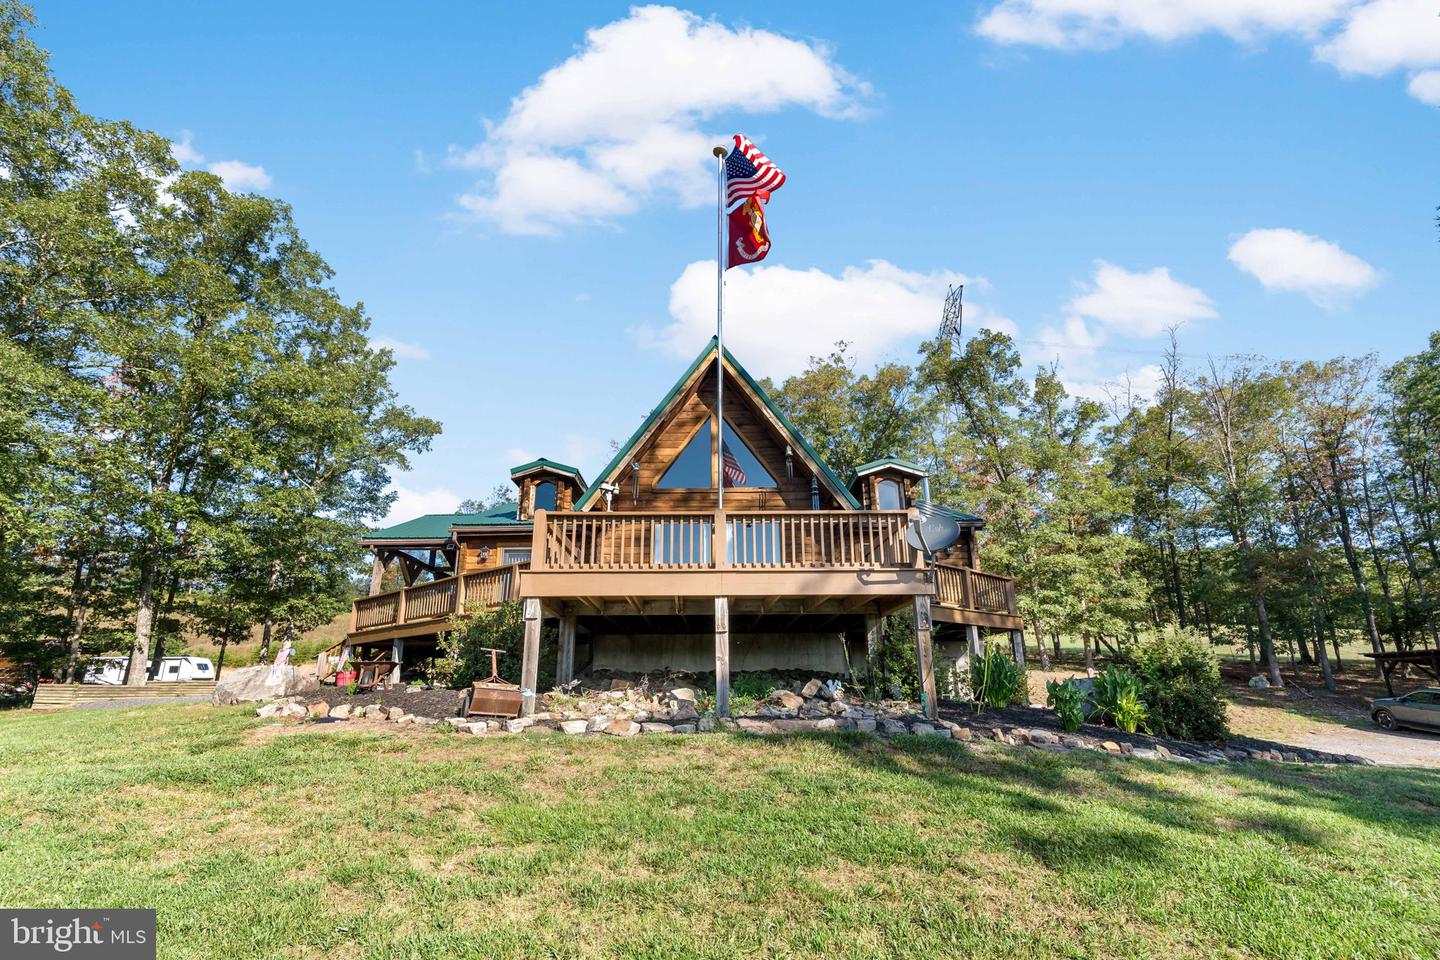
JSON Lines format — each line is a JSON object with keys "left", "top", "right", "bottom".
{"left": 314, "top": 685, "right": 465, "bottom": 719}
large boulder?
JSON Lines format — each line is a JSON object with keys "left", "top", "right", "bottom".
{"left": 213, "top": 664, "right": 320, "bottom": 705}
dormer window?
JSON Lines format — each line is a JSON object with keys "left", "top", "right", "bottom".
{"left": 532, "top": 480, "right": 557, "bottom": 512}
{"left": 510, "top": 458, "right": 586, "bottom": 520}
{"left": 876, "top": 478, "right": 903, "bottom": 510}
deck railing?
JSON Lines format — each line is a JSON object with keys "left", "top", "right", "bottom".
{"left": 533, "top": 509, "right": 917, "bottom": 572}
{"left": 934, "top": 562, "right": 1017, "bottom": 615}
{"left": 349, "top": 561, "right": 528, "bottom": 633}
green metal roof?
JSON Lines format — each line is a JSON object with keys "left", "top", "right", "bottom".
{"left": 851, "top": 456, "right": 929, "bottom": 480}
{"left": 509, "top": 458, "right": 585, "bottom": 485}
{"left": 573, "top": 337, "right": 861, "bottom": 511}
{"left": 362, "top": 501, "right": 527, "bottom": 543}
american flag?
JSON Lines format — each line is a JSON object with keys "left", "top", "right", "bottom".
{"left": 721, "top": 441, "right": 747, "bottom": 487}
{"left": 724, "top": 134, "right": 785, "bottom": 207}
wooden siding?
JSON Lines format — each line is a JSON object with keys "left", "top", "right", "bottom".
{"left": 457, "top": 531, "right": 533, "bottom": 574}
{"left": 517, "top": 472, "right": 579, "bottom": 520}
{"left": 612, "top": 365, "right": 839, "bottom": 513}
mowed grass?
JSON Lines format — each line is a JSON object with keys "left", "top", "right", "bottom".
{"left": 0, "top": 706, "right": 1436, "bottom": 960}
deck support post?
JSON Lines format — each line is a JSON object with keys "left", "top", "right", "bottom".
{"left": 557, "top": 614, "right": 577, "bottom": 687}
{"left": 521, "top": 598, "right": 542, "bottom": 717}
{"left": 1013, "top": 630, "right": 1025, "bottom": 705}
{"left": 714, "top": 597, "right": 730, "bottom": 718}
{"left": 965, "top": 624, "right": 982, "bottom": 659}
{"left": 389, "top": 638, "right": 404, "bottom": 687}
{"left": 864, "top": 613, "right": 883, "bottom": 680}
{"left": 913, "top": 595, "right": 937, "bottom": 720}
{"left": 369, "top": 553, "right": 385, "bottom": 596}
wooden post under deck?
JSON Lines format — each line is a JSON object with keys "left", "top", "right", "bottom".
{"left": 965, "top": 624, "right": 982, "bottom": 659}
{"left": 389, "top": 638, "right": 404, "bottom": 687}
{"left": 1013, "top": 630, "right": 1025, "bottom": 705}
{"left": 913, "top": 594, "right": 937, "bottom": 720}
{"left": 521, "top": 598, "right": 542, "bottom": 717}
{"left": 864, "top": 613, "right": 883, "bottom": 679}
{"left": 369, "top": 554, "right": 385, "bottom": 596}
{"left": 714, "top": 596, "right": 731, "bottom": 718}
{"left": 557, "top": 614, "right": 577, "bottom": 687}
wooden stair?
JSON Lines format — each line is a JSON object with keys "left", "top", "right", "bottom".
{"left": 30, "top": 681, "right": 217, "bottom": 711}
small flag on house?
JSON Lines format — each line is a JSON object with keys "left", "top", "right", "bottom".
{"left": 723, "top": 134, "right": 786, "bottom": 207}
{"left": 721, "top": 440, "right": 747, "bottom": 487}
{"left": 727, "top": 196, "right": 770, "bottom": 268}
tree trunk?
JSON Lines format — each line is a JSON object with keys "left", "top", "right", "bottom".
{"left": 1252, "top": 590, "right": 1284, "bottom": 688}
{"left": 1033, "top": 620, "right": 1050, "bottom": 670}
{"left": 1386, "top": 477, "right": 1440, "bottom": 649}
{"left": 61, "top": 555, "right": 93, "bottom": 684}
{"left": 125, "top": 558, "right": 157, "bottom": 686}
{"left": 1082, "top": 633, "right": 1094, "bottom": 673}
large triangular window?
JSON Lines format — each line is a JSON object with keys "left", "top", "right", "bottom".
{"left": 658, "top": 425, "right": 713, "bottom": 488}
{"left": 720, "top": 420, "right": 775, "bottom": 488}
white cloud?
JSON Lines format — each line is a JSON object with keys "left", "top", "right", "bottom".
{"left": 977, "top": 0, "right": 1440, "bottom": 105}
{"left": 377, "top": 482, "right": 463, "bottom": 524}
{"left": 206, "top": 159, "right": 272, "bottom": 192}
{"left": 450, "top": 5, "right": 867, "bottom": 234}
{"left": 369, "top": 336, "right": 431, "bottom": 360}
{"left": 640, "top": 258, "right": 1008, "bottom": 378}
{"left": 168, "top": 133, "right": 272, "bottom": 192}
{"left": 1227, "top": 227, "right": 1378, "bottom": 306}
{"left": 503, "top": 447, "right": 538, "bottom": 467}
{"left": 976, "top": 0, "right": 1352, "bottom": 48}
{"left": 1065, "top": 261, "right": 1216, "bottom": 337}
{"left": 1409, "top": 68, "right": 1440, "bottom": 104}
{"left": 1315, "top": 0, "right": 1440, "bottom": 75}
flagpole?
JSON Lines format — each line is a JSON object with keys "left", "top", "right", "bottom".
{"left": 713, "top": 145, "right": 727, "bottom": 512}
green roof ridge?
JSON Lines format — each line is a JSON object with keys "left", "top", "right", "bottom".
{"left": 510, "top": 458, "right": 585, "bottom": 484}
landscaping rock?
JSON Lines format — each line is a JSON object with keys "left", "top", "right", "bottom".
{"left": 255, "top": 703, "right": 281, "bottom": 718}
{"left": 670, "top": 703, "right": 699, "bottom": 723}
{"left": 213, "top": 664, "right": 320, "bottom": 705}
{"left": 769, "top": 690, "right": 805, "bottom": 711}
{"left": 505, "top": 718, "right": 534, "bottom": 734}
{"left": 641, "top": 722, "right": 674, "bottom": 734}
{"left": 800, "top": 679, "right": 823, "bottom": 698}
{"left": 854, "top": 718, "right": 877, "bottom": 734}
{"left": 697, "top": 716, "right": 718, "bottom": 733}
{"left": 879, "top": 719, "right": 907, "bottom": 736}
{"left": 306, "top": 701, "right": 329, "bottom": 719}
{"left": 1027, "top": 729, "right": 1059, "bottom": 746}
{"left": 328, "top": 704, "right": 351, "bottom": 720}
{"left": 954, "top": 726, "right": 974, "bottom": 742}
{"left": 736, "top": 718, "right": 776, "bottom": 735}
{"left": 605, "top": 719, "right": 641, "bottom": 737}
{"left": 281, "top": 703, "right": 307, "bottom": 719}
{"left": 672, "top": 723, "right": 697, "bottom": 734}
{"left": 910, "top": 722, "right": 937, "bottom": 736}
{"left": 1101, "top": 741, "right": 1122, "bottom": 754}
{"left": 814, "top": 717, "right": 839, "bottom": 732}
{"left": 561, "top": 720, "right": 589, "bottom": 735}
{"left": 668, "top": 687, "right": 698, "bottom": 703}
{"left": 385, "top": 706, "right": 406, "bottom": 721}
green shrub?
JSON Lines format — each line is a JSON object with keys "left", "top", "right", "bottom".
{"left": 1045, "top": 678, "right": 1086, "bottom": 732}
{"left": 429, "top": 602, "right": 557, "bottom": 691}
{"left": 1091, "top": 666, "right": 1148, "bottom": 733}
{"left": 1129, "top": 626, "right": 1229, "bottom": 741}
{"left": 970, "top": 643, "right": 1023, "bottom": 708}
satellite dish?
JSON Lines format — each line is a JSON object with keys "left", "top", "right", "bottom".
{"left": 905, "top": 509, "right": 961, "bottom": 559}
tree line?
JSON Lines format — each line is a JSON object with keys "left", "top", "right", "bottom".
{"left": 0, "top": 4, "right": 438, "bottom": 682}
{"left": 767, "top": 327, "right": 1440, "bottom": 691}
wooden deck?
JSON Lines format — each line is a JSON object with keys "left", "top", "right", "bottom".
{"left": 348, "top": 562, "right": 527, "bottom": 642}
{"left": 347, "top": 511, "right": 1020, "bottom": 639}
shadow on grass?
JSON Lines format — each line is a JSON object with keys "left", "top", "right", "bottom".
{"left": 730, "top": 729, "right": 1440, "bottom": 859}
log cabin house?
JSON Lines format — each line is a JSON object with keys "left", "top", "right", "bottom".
{"left": 335, "top": 338, "right": 1023, "bottom": 718}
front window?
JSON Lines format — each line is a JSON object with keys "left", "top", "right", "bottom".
{"left": 659, "top": 426, "right": 714, "bottom": 488}
{"left": 502, "top": 547, "right": 532, "bottom": 566}
{"left": 720, "top": 419, "right": 776, "bottom": 488}
{"left": 653, "top": 520, "right": 712, "bottom": 566}
{"left": 876, "top": 478, "right": 903, "bottom": 510}
{"left": 532, "top": 481, "right": 557, "bottom": 512}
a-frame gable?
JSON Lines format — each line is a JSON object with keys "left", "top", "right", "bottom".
{"left": 574, "top": 338, "right": 860, "bottom": 511}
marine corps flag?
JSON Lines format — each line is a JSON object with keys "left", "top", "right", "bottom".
{"left": 727, "top": 197, "right": 770, "bottom": 269}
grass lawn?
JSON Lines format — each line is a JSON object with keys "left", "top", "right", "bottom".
{"left": 0, "top": 705, "right": 1436, "bottom": 959}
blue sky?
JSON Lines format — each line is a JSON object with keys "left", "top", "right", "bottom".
{"left": 37, "top": 1, "right": 1439, "bottom": 521}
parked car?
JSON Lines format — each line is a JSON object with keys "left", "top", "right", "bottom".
{"left": 1370, "top": 688, "right": 1440, "bottom": 733}
{"left": 83, "top": 656, "right": 215, "bottom": 685}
